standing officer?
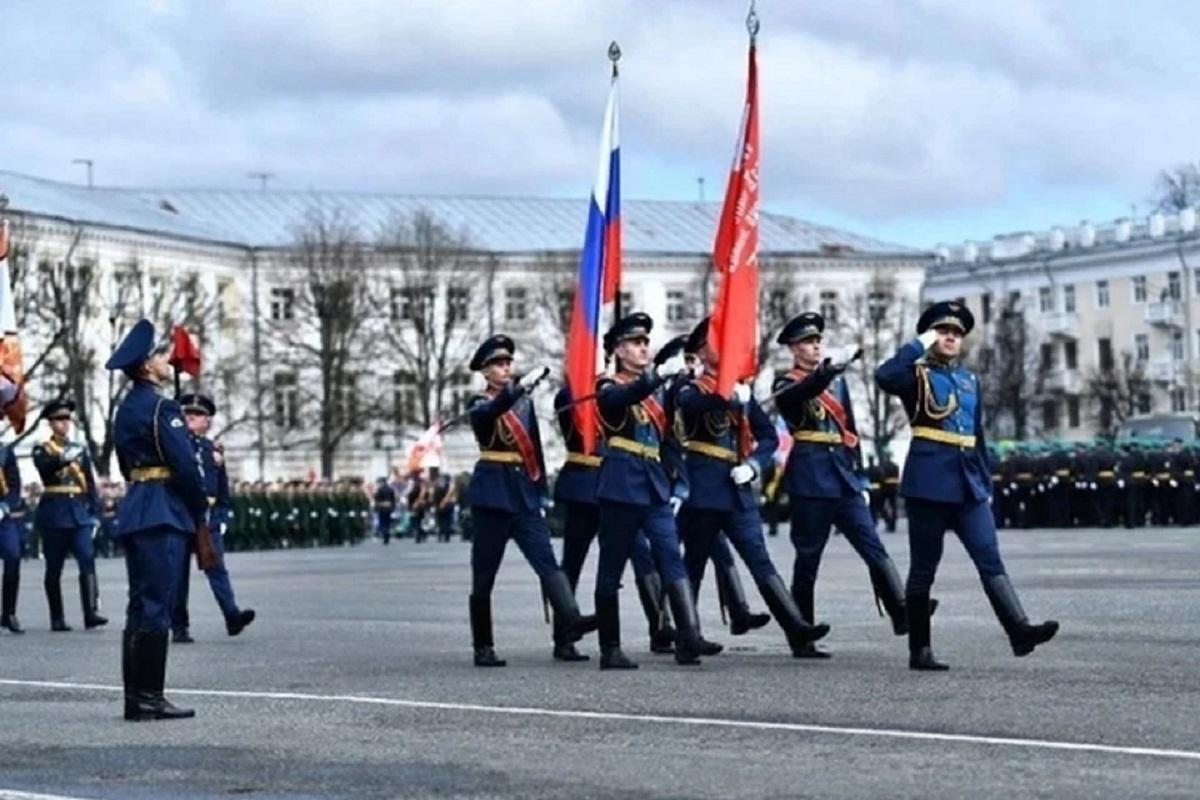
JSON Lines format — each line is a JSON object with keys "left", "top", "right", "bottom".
{"left": 1, "top": 433, "right": 24, "bottom": 633}
{"left": 463, "top": 334, "right": 595, "bottom": 667}
{"left": 373, "top": 477, "right": 397, "bottom": 544}
{"left": 875, "top": 301, "right": 1058, "bottom": 671}
{"left": 170, "top": 394, "right": 255, "bottom": 642}
{"left": 107, "top": 318, "right": 209, "bottom": 720}
{"left": 675, "top": 318, "right": 830, "bottom": 657}
{"left": 592, "top": 313, "right": 711, "bottom": 670}
{"left": 33, "top": 399, "right": 107, "bottom": 631}
{"left": 773, "top": 312, "right": 911, "bottom": 657}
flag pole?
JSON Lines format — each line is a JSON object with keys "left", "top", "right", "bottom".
{"left": 608, "top": 40, "right": 623, "bottom": 324}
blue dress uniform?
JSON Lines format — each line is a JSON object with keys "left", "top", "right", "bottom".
{"left": 1, "top": 443, "right": 25, "bottom": 633}
{"left": 170, "top": 394, "right": 255, "bottom": 642}
{"left": 555, "top": 383, "right": 674, "bottom": 657}
{"left": 373, "top": 479, "right": 397, "bottom": 543}
{"left": 875, "top": 301, "right": 1058, "bottom": 671}
{"left": 32, "top": 399, "right": 107, "bottom": 631}
{"left": 773, "top": 312, "right": 912, "bottom": 656}
{"left": 674, "top": 319, "right": 829, "bottom": 655}
{"left": 464, "top": 335, "right": 594, "bottom": 668}
{"left": 592, "top": 313, "right": 711, "bottom": 669}
{"left": 108, "top": 319, "right": 207, "bottom": 720}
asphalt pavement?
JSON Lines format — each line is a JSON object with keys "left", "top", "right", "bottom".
{"left": 2, "top": 524, "right": 1198, "bottom": 799}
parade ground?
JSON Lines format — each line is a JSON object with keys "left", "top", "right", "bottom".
{"left": 2, "top": 526, "right": 1197, "bottom": 799}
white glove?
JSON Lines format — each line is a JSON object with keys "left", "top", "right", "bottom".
{"left": 660, "top": 353, "right": 687, "bottom": 377}
{"left": 1117, "top": 479, "right": 1125, "bottom": 489}
{"left": 732, "top": 384, "right": 752, "bottom": 405}
{"left": 62, "top": 445, "right": 84, "bottom": 462}
{"left": 730, "top": 463, "right": 756, "bottom": 485}
{"left": 1089, "top": 482, "right": 1097, "bottom": 490}
{"left": 669, "top": 496, "right": 684, "bottom": 516}
{"left": 918, "top": 330, "right": 939, "bottom": 350}
{"left": 0, "top": 503, "right": 8, "bottom": 523}
{"left": 220, "top": 522, "right": 228, "bottom": 537}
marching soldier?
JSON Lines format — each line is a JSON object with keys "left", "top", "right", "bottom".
{"left": 33, "top": 398, "right": 107, "bottom": 631}
{"left": 773, "top": 312, "right": 910, "bottom": 657}
{"left": 591, "top": 313, "right": 713, "bottom": 669}
{"left": 1093, "top": 439, "right": 1119, "bottom": 528}
{"left": 107, "top": 318, "right": 208, "bottom": 720}
{"left": 374, "top": 477, "right": 397, "bottom": 544}
{"left": 432, "top": 467, "right": 458, "bottom": 542}
{"left": 170, "top": 394, "right": 255, "bottom": 642}
{"left": 879, "top": 452, "right": 900, "bottom": 533}
{"left": 463, "top": 334, "right": 595, "bottom": 667}
{"left": 675, "top": 318, "right": 830, "bottom": 657}
{"left": 1, "top": 429, "right": 24, "bottom": 633}
{"left": 875, "top": 301, "right": 1058, "bottom": 671}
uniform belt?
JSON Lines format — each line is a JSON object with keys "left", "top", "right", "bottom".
{"left": 1155, "top": 473, "right": 1171, "bottom": 480}
{"left": 375, "top": 502, "right": 394, "bottom": 509}
{"left": 911, "top": 426, "right": 976, "bottom": 449}
{"left": 43, "top": 485, "right": 84, "bottom": 495}
{"left": 1054, "top": 469, "right": 1070, "bottom": 477}
{"left": 1131, "top": 471, "right": 1147, "bottom": 478}
{"left": 607, "top": 437, "right": 661, "bottom": 462}
{"left": 685, "top": 440, "right": 738, "bottom": 463}
{"left": 869, "top": 482, "right": 881, "bottom": 490}
{"left": 130, "top": 466, "right": 172, "bottom": 482}
{"left": 991, "top": 474, "right": 1002, "bottom": 480}
{"left": 9, "top": 511, "right": 25, "bottom": 519}
{"left": 1186, "top": 470, "right": 1195, "bottom": 477}
{"left": 792, "top": 431, "right": 841, "bottom": 445}
{"left": 479, "top": 450, "right": 524, "bottom": 465}
{"left": 883, "top": 478, "right": 900, "bottom": 485}
{"left": 1098, "top": 470, "right": 1115, "bottom": 478}
{"left": 1016, "top": 472, "right": 1035, "bottom": 480}
{"left": 566, "top": 452, "right": 603, "bottom": 468}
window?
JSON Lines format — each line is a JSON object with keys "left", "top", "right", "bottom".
{"left": 1064, "top": 340, "right": 1078, "bottom": 370}
{"left": 1040, "top": 342, "right": 1055, "bottom": 370}
{"left": 1098, "top": 338, "right": 1114, "bottom": 370}
{"left": 666, "top": 289, "right": 691, "bottom": 323}
{"left": 1041, "top": 399, "right": 1059, "bottom": 431}
{"left": 771, "top": 289, "right": 794, "bottom": 322}
{"left": 393, "top": 286, "right": 434, "bottom": 322}
{"left": 556, "top": 289, "right": 573, "bottom": 326}
{"left": 216, "top": 280, "right": 232, "bottom": 325}
{"left": 981, "top": 292, "right": 992, "bottom": 325}
{"left": 393, "top": 371, "right": 419, "bottom": 427}
{"left": 1066, "top": 396, "right": 1081, "bottom": 429}
{"left": 272, "top": 372, "right": 299, "bottom": 429}
{"left": 448, "top": 286, "right": 470, "bottom": 324}
{"left": 978, "top": 346, "right": 995, "bottom": 374}
{"left": 1132, "top": 276, "right": 1147, "bottom": 303}
{"left": 1063, "top": 284, "right": 1076, "bottom": 313}
{"left": 1171, "top": 388, "right": 1187, "bottom": 413}
{"left": 1135, "top": 334, "right": 1150, "bottom": 362}
{"left": 447, "top": 372, "right": 472, "bottom": 416}
{"left": 1007, "top": 290, "right": 1021, "bottom": 311}
{"left": 270, "top": 288, "right": 295, "bottom": 321}
{"left": 618, "top": 290, "right": 635, "bottom": 312}
{"left": 1136, "top": 392, "right": 1152, "bottom": 415}
{"left": 332, "top": 374, "right": 359, "bottom": 431}
{"left": 505, "top": 287, "right": 528, "bottom": 322}
{"left": 1194, "top": 268, "right": 1200, "bottom": 295}
{"left": 819, "top": 290, "right": 838, "bottom": 324}
{"left": 1095, "top": 280, "right": 1110, "bottom": 309}
{"left": 1038, "top": 286, "right": 1053, "bottom": 313}
{"left": 1172, "top": 330, "right": 1185, "bottom": 361}
{"left": 1168, "top": 271, "right": 1182, "bottom": 301}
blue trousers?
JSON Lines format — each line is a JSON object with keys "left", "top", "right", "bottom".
{"left": 173, "top": 526, "right": 240, "bottom": 629}
{"left": 124, "top": 530, "right": 187, "bottom": 633}
{"left": 0, "top": 518, "right": 21, "bottom": 566}
{"left": 682, "top": 507, "right": 779, "bottom": 591}
{"left": 376, "top": 511, "right": 393, "bottom": 542}
{"left": 905, "top": 497, "right": 1007, "bottom": 594}
{"left": 470, "top": 506, "right": 560, "bottom": 596}
{"left": 595, "top": 500, "right": 687, "bottom": 597}
{"left": 41, "top": 524, "right": 96, "bottom": 583}
{"left": 560, "top": 501, "right": 657, "bottom": 592}
{"left": 790, "top": 494, "right": 890, "bottom": 590}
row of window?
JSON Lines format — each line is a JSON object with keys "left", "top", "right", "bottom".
{"left": 270, "top": 371, "right": 474, "bottom": 430}
{"left": 1041, "top": 389, "right": 1190, "bottom": 432}
{"left": 976, "top": 269, "right": 1200, "bottom": 323}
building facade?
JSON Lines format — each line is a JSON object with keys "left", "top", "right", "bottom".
{"left": 1, "top": 170, "right": 928, "bottom": 479}
{"left": 924, "top": 208, "right": 1200, "bottom": 440}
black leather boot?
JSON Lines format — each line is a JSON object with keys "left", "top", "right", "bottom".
{"left": 982, "top": 574, "right": 1059, "bottom": 657}
{"left": 552, "top": 611, "right": 590, "bottom": 662}
{"left": 715, "top": 559, "right": 771, "bottom": 635}
{"left": 126, "top": 632, "right": 195, "bottom": 720}
{"left": 907, "top": 593, "right": 949, "bottom": 671}
{"left": 789, "top": 581, "right": 831, "bottom": 658}
{"left": 469, "top": 594, "right": 506, "bottom": 667}
{"left": 635, "top": 573, "right": 675, "bottom": 654}
{"left": 172, "top": 627, "right": 195, "bottom": 644}
{"left": 664, "top": 578, "right": 708, "bottom": 665}
{"left": 225, "top": 609, "right": 256, "bottom": 637}
{"left": 2, "top": 568, "right": 23, "bottom": 634}
{"left": 80, "top": 573, "right": 108, "bottom": 629}
{"left": 868, "top": 558, "right": 909, "bottom": 635}
{"left": 542, "top": 570, "right": 596, "bottom": 643}
{"left": 758, "top": 574, "right": 831, "bottom": 657}
{"left": 46, "top": 579, "right": 72, "bottom": 631}
{"left": 596, "top": 593, "right": 637, "bottom": 670}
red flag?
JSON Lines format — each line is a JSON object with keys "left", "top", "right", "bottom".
{"left": 0, "top": 218, "right": 28, "bottom": 433}
{"left": 169, "top": 325, "right": 202, "bottom": 377}
{"left": 707, "top": 43, "right": 760, "bottom": 398}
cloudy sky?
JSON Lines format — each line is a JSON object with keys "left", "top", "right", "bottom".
{"left": 3, "top": 1, "right": 1198, "bottom": 248}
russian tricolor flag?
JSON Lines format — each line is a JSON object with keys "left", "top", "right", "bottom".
{"left": 564, "top": 66, "right": 621, "bottom": 454}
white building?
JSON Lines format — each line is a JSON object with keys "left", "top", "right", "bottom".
{"left": 0, "top": 170, "right": 928, "bottom": 479}
{"left": 924, "top": 208, "right": 1200, "bottom": 439}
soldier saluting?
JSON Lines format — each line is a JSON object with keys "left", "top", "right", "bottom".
{"left": 107, "top": 319, "right": 210, "bottom": 720}
{"left": 33, "top": 398, "right": 107, "bottom": 632}
{"left": 875, "top": 301, "right": 1058, "bottom": 671}
{"left": 463, "top": 334, "right": 595, "bottom": 667}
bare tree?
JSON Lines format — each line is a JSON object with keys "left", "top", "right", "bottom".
{"left": 1152, "top": 163, "right": 1200, "bottom": 212}
{"left": 971, "top": 294, "right": 1045, "bottom": 440}
{"left": 526, "top": 251, "right": 576, "bottom": 370}
{"left": 1084, "top": 351, "right": 1150, "bottom": 433}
